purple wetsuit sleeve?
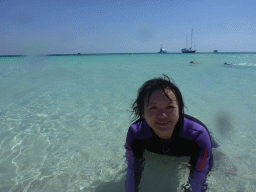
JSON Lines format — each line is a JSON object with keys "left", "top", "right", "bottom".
{"left": 124, "top": 127, "right": 144, "bottom": 192}
{"left": 188, "top": 129, "right": 212, "bottom": 192}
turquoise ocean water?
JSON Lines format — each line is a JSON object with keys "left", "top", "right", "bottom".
{"left": 0, "top": 53, "right": 256, "bottom": 192}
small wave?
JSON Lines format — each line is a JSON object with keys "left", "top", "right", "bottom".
{"left": 233, "top": 63, "right": 256, "bottom": 67}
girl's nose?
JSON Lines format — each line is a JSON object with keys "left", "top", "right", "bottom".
{"left": 156, "top": 110, "right": 168, "bottom": 118}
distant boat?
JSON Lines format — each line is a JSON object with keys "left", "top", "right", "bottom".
{"left": 158, "top": 45, "right": 167, "bottom": 53}
{"left": 213, "top": 50, "right": 218, "bottom": 53}
{"left": 78, "top": 53, "right": 81, "bottom": 55}
{"left": 181, "top": 29, "right": 196, "bottom": 53}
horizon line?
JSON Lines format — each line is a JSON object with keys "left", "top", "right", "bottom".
{"left": 1, "top": 52, "right": 256, "bottom": 57}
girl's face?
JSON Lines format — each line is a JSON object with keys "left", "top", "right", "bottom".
{"left": 143, "top": 89, "right": 179, "bottom": 139}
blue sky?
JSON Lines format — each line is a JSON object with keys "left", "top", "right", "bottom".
{"left": 1, "top": 0, "right": 255, "bottom": 55}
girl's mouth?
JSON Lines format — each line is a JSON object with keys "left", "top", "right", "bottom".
{"left": 156, "top": 121, "right": 170, "bottom": 126}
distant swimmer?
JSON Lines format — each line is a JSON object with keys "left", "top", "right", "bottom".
{"left": 224, "top": 62, "right": 232, "bottom": 65}
{"left": 190, "top": 59, "right": 196, "bottom": 64}
{"left": 125, "top": 74, "right": 219, "bottom": 192}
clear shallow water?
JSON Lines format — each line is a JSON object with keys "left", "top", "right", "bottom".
{"left": 0, "top": 53, "right": 256, "bottom": 192}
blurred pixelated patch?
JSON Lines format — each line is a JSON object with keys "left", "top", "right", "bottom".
{"left": 1, "top": 0, "right": 8, "bottom": 6}
{"left": 11, "top": 7, "right": 34, "bottom": 26}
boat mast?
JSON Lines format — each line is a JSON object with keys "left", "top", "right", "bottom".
{"left": 191, "top": 29, "right": 193, "bottom": 49}
{"left": 186, "top": 36, "right": 187, "bottom": 49}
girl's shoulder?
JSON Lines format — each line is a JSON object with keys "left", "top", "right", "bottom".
{"left": 128, "top": 119, "right": 153, "bottom": 140}
{"left": 183, "top": 114, "right": 219, "bottom": 148}
{"left": 183, "top": 114, "right": 208, "bottom": 130}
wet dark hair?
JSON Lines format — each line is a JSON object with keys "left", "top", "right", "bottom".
{"left": 130, "top": 74, "right": 186, "bottom": 123}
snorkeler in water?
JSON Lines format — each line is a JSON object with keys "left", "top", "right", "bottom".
{"left": 124, "top": 74, "right": 218, "bottom": 192}
{"left": 224, "top": 62, "right": 232, "bottom": 65}
{"left": 190, "top": 59, "right": 196, "bottom": 64}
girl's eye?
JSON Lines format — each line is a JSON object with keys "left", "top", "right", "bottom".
{"left": 150, "top": 106, "right": 174, "bottom": 110}
{"left": 168, "top": 106, "right": 175, "bottom": 110}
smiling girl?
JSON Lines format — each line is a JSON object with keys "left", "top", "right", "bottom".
{"left": 124, "top": 74, "right": 218, "bottom": 192}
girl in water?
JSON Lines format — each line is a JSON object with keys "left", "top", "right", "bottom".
{"left": 124, "top": 74, "right": 218, "bottom": 192}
